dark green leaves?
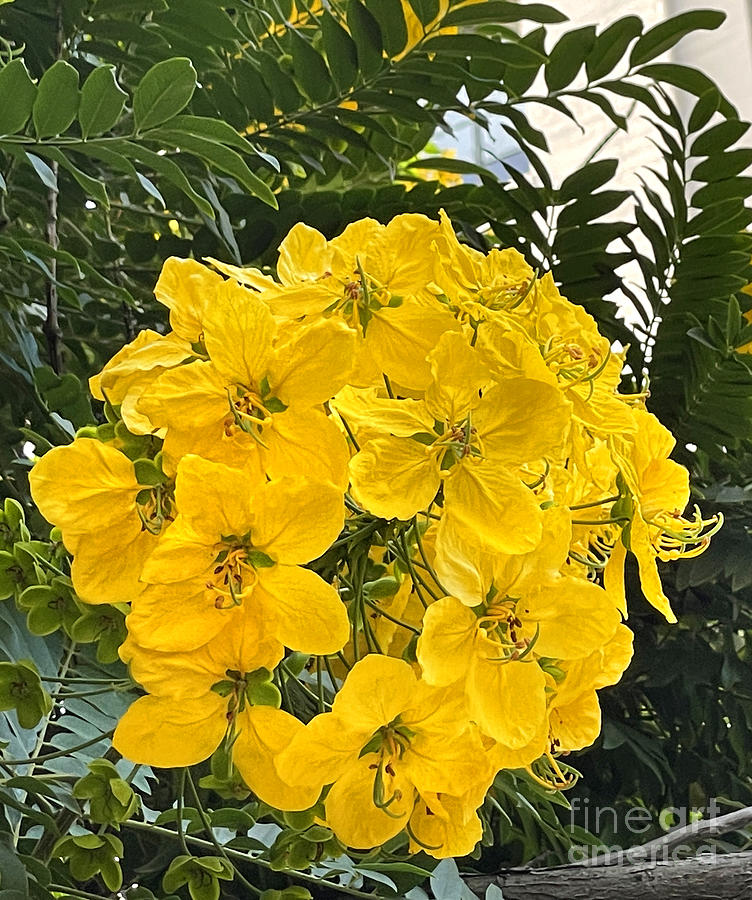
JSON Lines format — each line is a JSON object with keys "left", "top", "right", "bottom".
{"left": 33, "top": 60, "right": 79, "bottom": 139}
{"left": 347, "top": 1, "right": 383, "bottom": 78}
{"left": 630, "top": 10, "right": 726, "bottom": 67}
{"left": 545, "top": 25, "right": 596, "bottom": 91}
{"left": 558, "top": 159, "right": 618, "bottom": 203}
{"left": 133, "top": 57, "right": 197, "bottom": 132}
{"left": 365, "top": 0, "right": 407, "bottom": 59}
{"left": 443, "top": 2, "right": 567, "bottom": 27}
{"left": 0, "top": 60, "right": 37, "bottom": 135}
{"left": 321, "top": 11, "right": 359, "bottom": 91}
{"left": 78, "top": 65, "right": 128, "bottom": 138}
{"left": 585, "top": 16, "right": 642, "bottom": 81}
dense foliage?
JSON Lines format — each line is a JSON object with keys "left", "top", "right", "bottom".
{"left": 1, "top": 1, "right": 752, "bottom": 898}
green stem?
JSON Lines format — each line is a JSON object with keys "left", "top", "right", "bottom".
{"left": 48, "top": 885, "right": 113, "bottom": 900}
{"left": 363, "top": 597, "right": 420, "bottom": 635}
{"left": 123, "top": 820, "right": 376, "bottom": 898}
{"left": 1, "top": 729, "right": 114, "bottom": 767}
{"left": 186, "top": 770, "right": 263, "bottom": 897}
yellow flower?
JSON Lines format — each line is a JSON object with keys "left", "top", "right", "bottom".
{"left": 89, "top": 330, "right": 193, "bottom": 436}
{"left": 549, "top": 624, "right": 634, "bottom": 752}
{"left": 613, "top": 409, "right": 721, "bottom": 622}
{"left": 114, "top": 619, "right": 318, "bottom": 811}
{"left": 433, "top": 210, "right": 538, "bottom": 319}
{"left": 211, "top": 215, "right": 460, "bottom": 391}
{"left": 277, "top": 654, "right": 493, "bottom": 850}
{"left": 126, "top": 455, "right": 348, "bottom": 655}
{"left": 29, "top": 438, "right": 171, "bottom": 606}
{"left": 417, "top": 596, "right": 547, "bottom": 748}
{"left": 418, "top": 509, "right": 621, "bottom": 744}
{"left": 342, "top": 331, "right": 571, "bottom": 555}
{"left": 408, "top": 784, "right": 488, "bottom": 859}
{"left": 138, "top": 278, "right": 354, "bottom": 485}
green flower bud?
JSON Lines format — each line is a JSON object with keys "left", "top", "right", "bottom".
{"left": 0, "top": 659, "right": 52, "bottom": 729}
{"left": 73, "top": 757, "right": 140, "bottom": 824}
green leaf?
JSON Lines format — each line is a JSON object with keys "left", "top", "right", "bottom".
{"left": 558, "top": 190, "right": 630, "bottom": 228}
{"left": 118, "top": 139, "right": 213, "bottom": 217}
{"left": 545, "top": 26, "right": 596, "bottom": 91}
{"left": 320, "top": 11, "right": 359, "bottom": 92}
{"left": 24, "top": 151, "right": 57, "bottom": 191}
{"left": 78, "top": 65, "right": 127, "bottom": 138}
{"left": 288, "top": 31, "right": 333, "bottom": 104}
{"left": 692, "top": 176, "right": 752, "bottom": 209}
{"left": 364, "top": 0, "right": 407, "bottom": 59}
{"left": 558, "top": 159, "right": 618, "bottom": 203}
{"left": 637, "top": 63, "right": 733, "bottom": 116}
{"left": 32, "top": 60, "right": 80, "bottom": 139}
{"left": 347, "top": 1, "right": 383, "bottom": 79}
{"left": 692, "top": 149, "right": 752, "bottom": 184}
{"left": 630, "top": 10, "right": 726, "bottom": 67}
{"left": 585, "top": 15, "right": 642, "bottom": 81}
{"left": 0, "top": 59, "right": 37, "bottom": 135}
{"left": 407, "top": 156, "right": 491, "bottom": 176}
{"left": 443, "top": 1, "right": 567, "bottom": 26}
{"left": 686, "top": 90, "right": 718, "bottom": 135}
{"left": 425, "top": 34, "right": 546, "bottom": 66}
{"left": 407, "top": 0, "right": 439, "bottom": 26}
{"left": 690, "top": 120, "right": 750, "bottom": 157}
{"left": 152, "top": 129, "right": 277, "bottom": 208}
{"left": 133, "top": 57, "right": 197, "bottom": 132}
{"left": 35, "top": 146, "right": 109, "bottom": 208}
{"left": 161, "top": 115, "right": 276, "bottom": 167}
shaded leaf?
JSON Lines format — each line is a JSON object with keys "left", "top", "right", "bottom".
{"left": 32, "top": 59, "right": 79, "bottom": 139}
{"left": 630, "top": 10, "right": 726, "bottom": 66}
{"left": 133, "top": 57, "right": 197, "bottom": 132}
{"left": 78, "top": 65, "right": 127, "bottom": 138}
{"left": 0, "top": 59, "right": 37, "bottom": 135}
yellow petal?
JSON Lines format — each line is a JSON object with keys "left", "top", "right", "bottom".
{"left": 330, "top": 654, "right": 418, "bottom": 734}
{"left": 468, "top": 655, "right": 547, "bottom": 748}
{"left": 443, "top": 459, "right": 543, "bottom": 555}
{"left": 277, "top": 222, "right": 332, "bottom": 284}
{"left": 518, "top": 575, "right": 621, "bottom": 660}
{"left": 154, "top": 257, "right": 223, "bottom": 342}
{"left": 256, "top": 565, "right": 349, "bottom": 655}
{"left": 140, "top": 519, "right": 217, "bottom": 585}
{"left": 268, "top": 319, "right": 356, "bottom": 407}
{"left": 424, "top": 331, "right": 490, "bottom": 422}
{"left": 90, "top": 330, "right": 192, "bottom": 435}
{"left": 474, "top": 379, "right": 572, "bottom": 466}
{"left": 349, "top": 436, "right": 439, "bottom": 520}
{"left": 629, "top": 514, "right": 677, "bottom": 623}
{"left": 366, "top": 299, "right": 461, "bottom": 392}
{"left": 261, "top": 407, "right": 350, "bottom": 490}
{"left": 252, "top": 477, "right": 344, "bottom": 564}
{"left": 417, "top": 597, "right": 477, "bottom": 687}
{"left": 330, "top": 386, "right": 434, "bottom": 443}
{"left": 72, "top": 529, "right": 157, "bottom": 606}
{"left": 409, "top": 790, "right": 484, "bottom": 859}
{"left": 325, "top": 756, "right": 412, "bottom": 849}
{"left": 113, "top": 693, "right": 226, "bottom": 767}
{"left": 174, "top": 455, "right": 260, "bottom": 541}
{"left": 234, "top": 707, "right": 321, "bottom": 811}
{"left": 432, "top": 515, "right": 492, "bottom": 607}
{"left": 202, "top": 280, "right": 276, "bottom": 387}
{"left": 404, "top": 725, "right": 492, "bottom": 797}
{"left": 29, "top": 439, "right": 140, "bottom": 550}
{"left": 138, "top": 360, "right": 226, "bottom": 432}
{"left": 276, "top": 711, "right": 364, "bottom": 792}
{"left": 121, "top": 614, "right": 283, "bottom": 697}
{"left": 550, "top": 690, "right": 602, "bottom": 752}
{"left": 126, "top": 580, "right": 237, "bottom": 652}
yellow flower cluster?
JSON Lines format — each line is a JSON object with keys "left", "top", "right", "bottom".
{"left": 29, "top": 212, "right": 719, "bottom": 859}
